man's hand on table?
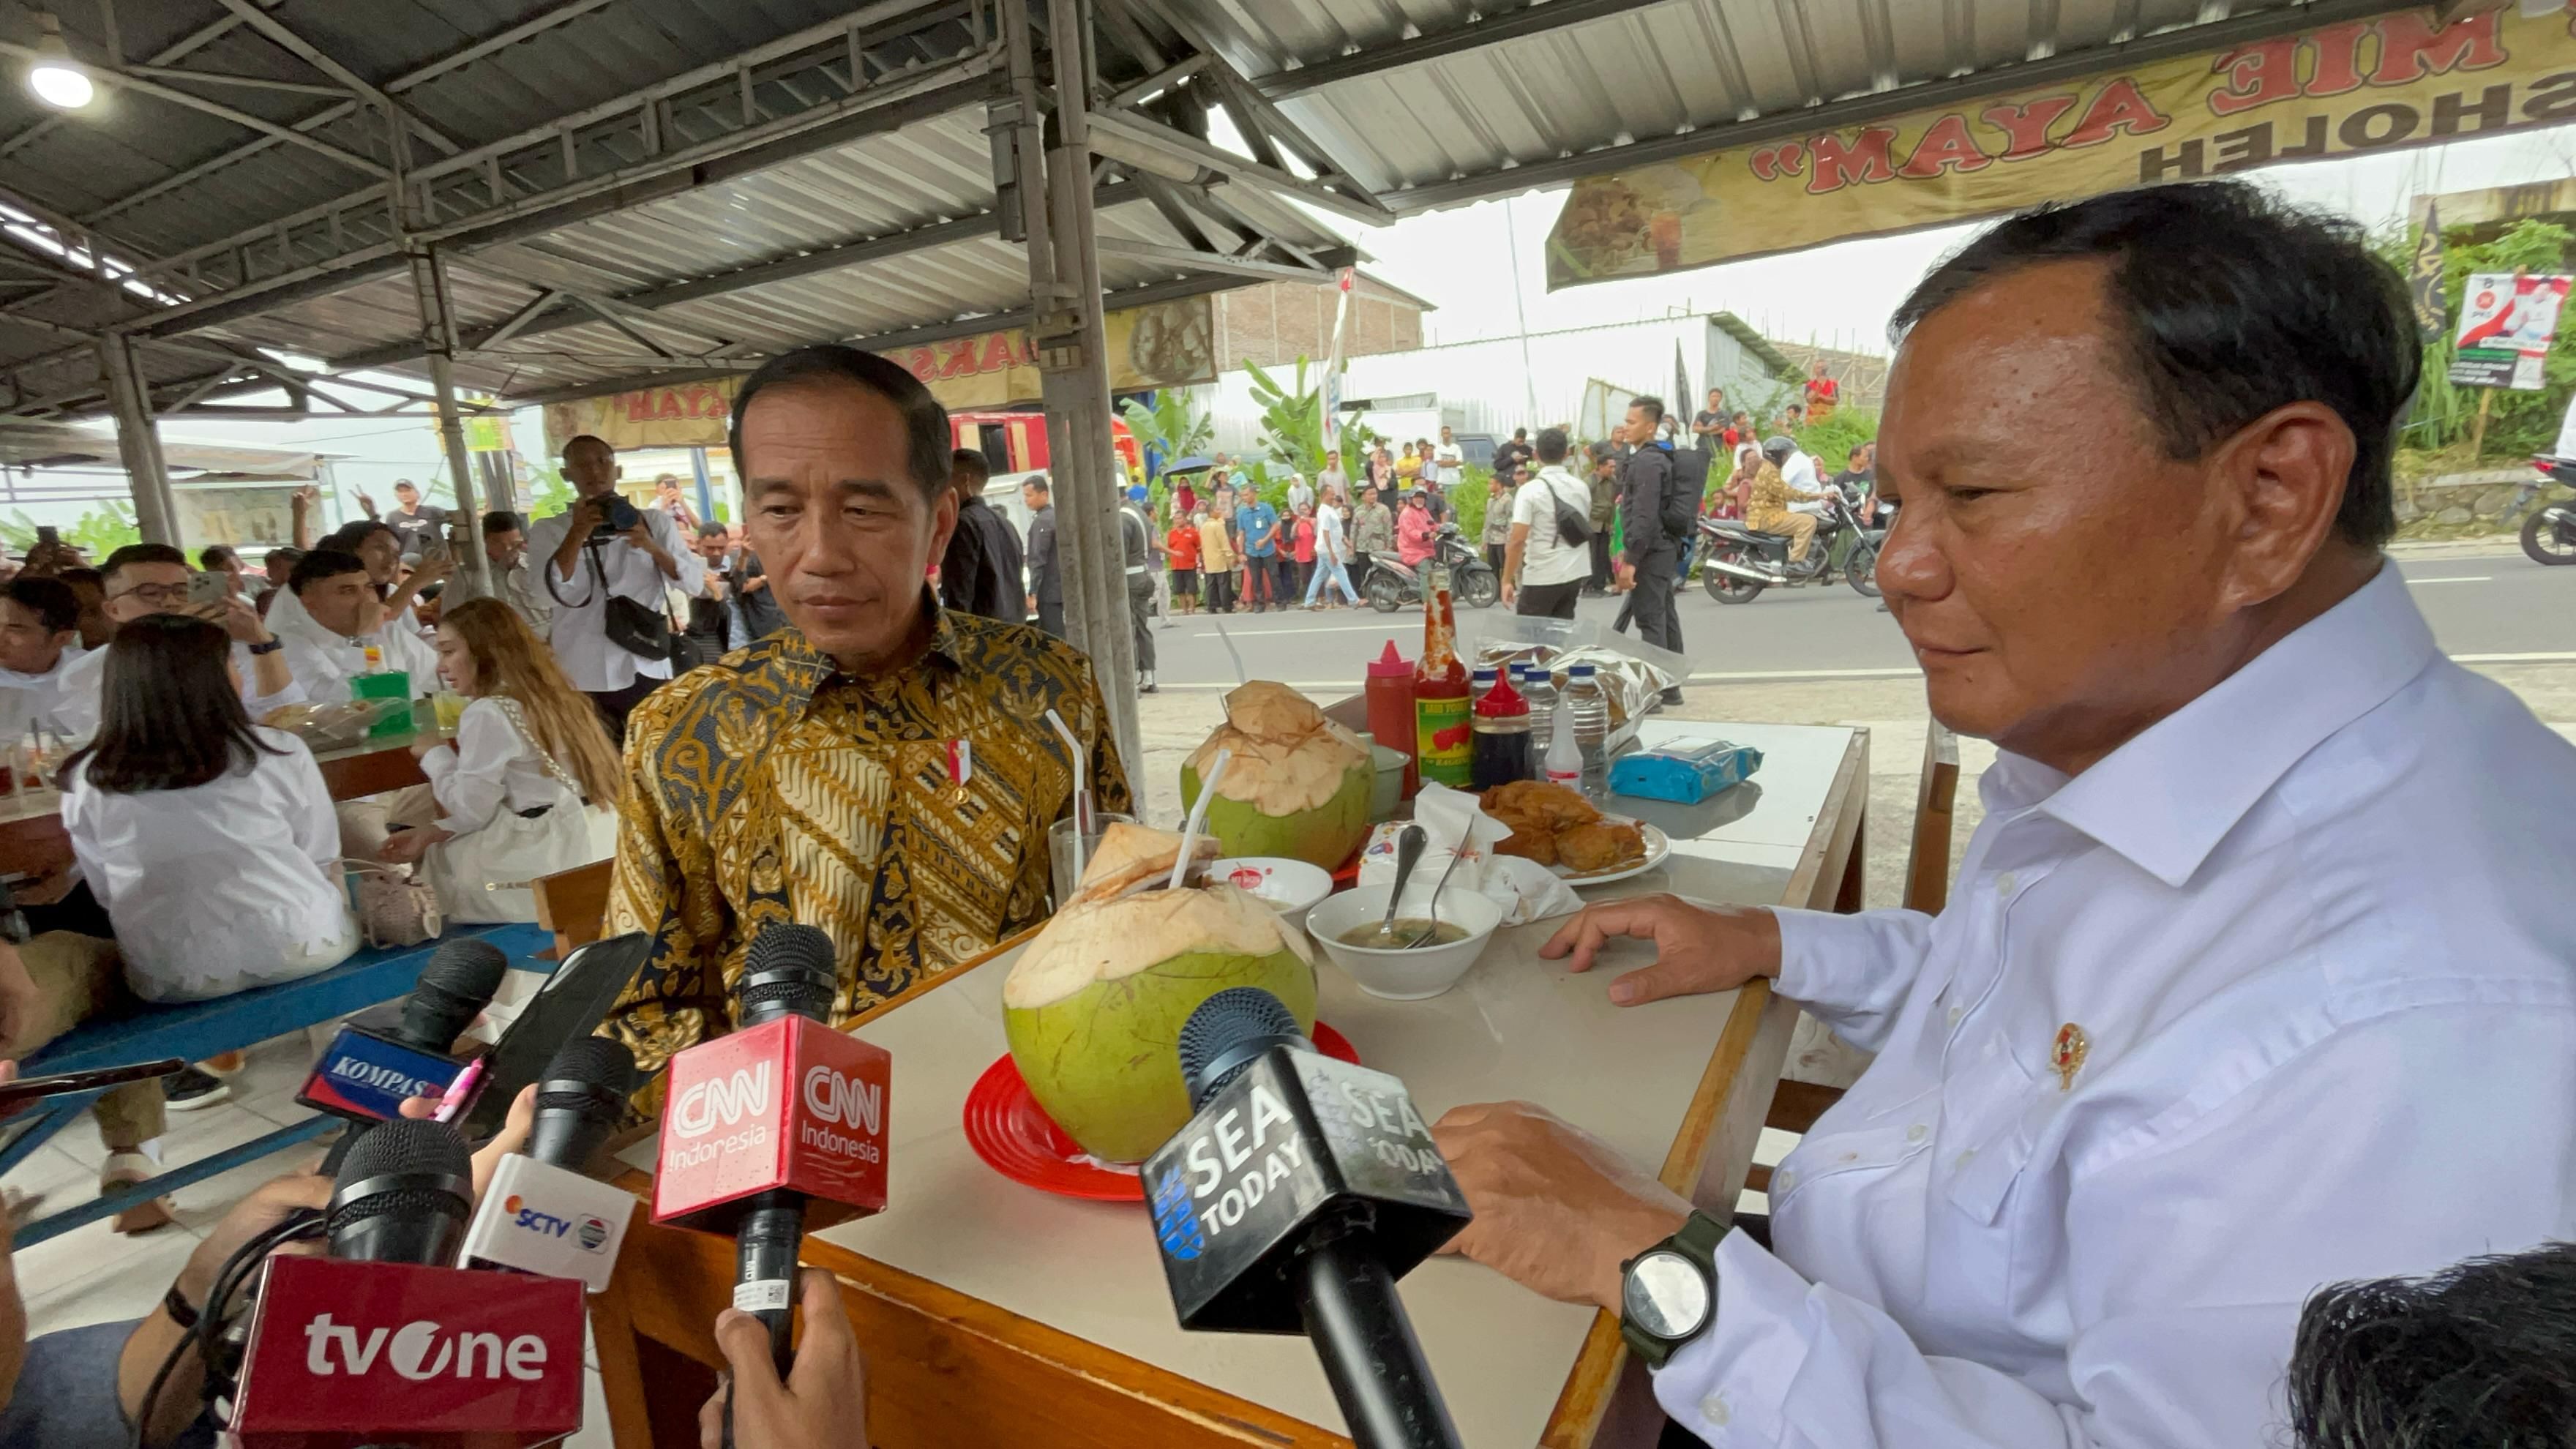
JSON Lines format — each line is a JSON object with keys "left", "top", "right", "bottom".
{"left": 1431, "top": 1101, "right": 1690, "bottom": 1314}
{"left": 700, "top": 1268, "right": 868, "bottom": 1449}
{"left": 1539, "top": 894, "right": 1781, "bottom": 1006}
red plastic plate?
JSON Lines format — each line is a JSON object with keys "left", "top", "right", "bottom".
{"left": 964, "top": 1023, "right": 1360, "bottom": 1202}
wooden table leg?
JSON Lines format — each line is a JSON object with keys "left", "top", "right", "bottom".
{"left": 588, "top": 1273, "right": 662, "bottom": 1449}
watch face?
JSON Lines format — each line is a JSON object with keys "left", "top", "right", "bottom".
{"left": 1623, "top": 1250, "right": 1711, "bottom": 1341}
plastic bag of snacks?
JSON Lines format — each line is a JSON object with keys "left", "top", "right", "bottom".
{"left": 1609, "top": 736, "right": 1762, "bottom": 805}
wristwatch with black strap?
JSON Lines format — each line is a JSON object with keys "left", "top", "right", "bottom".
{"left": 1620, "top": 1210, "right": 1727, "bottom": 1370}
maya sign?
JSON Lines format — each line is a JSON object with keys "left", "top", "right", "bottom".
{"left": 2450, "top": 272, "right": 2572, "bottom": 389}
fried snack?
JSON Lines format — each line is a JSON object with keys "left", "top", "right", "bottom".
{"left": 1493, "top": 825, "right": 1559, "bottom": 868}
{"left": 1484, "top": 779, "right": 1601, "bottom": 833}
{"left": 1555, "top": 820, "right": 1647, "bottom": 875}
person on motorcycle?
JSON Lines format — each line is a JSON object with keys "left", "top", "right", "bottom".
{"left": 1397, "top": 490, "right": 1438, "bottom": 568}
{"left": 1747, "top": 437, "right": 1827, "bottom": 562}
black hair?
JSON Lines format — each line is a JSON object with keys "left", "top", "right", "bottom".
{"left": 950, "top": 448, "right": 990, "bottom": 487}
{"left": 1513, "top": 427, "right": 1529, "bottom": 440}
{"left": 100, "top": 543, "right": 186, "bottom": 585}
{"left": 696, "top": 520, "right": 730, "bottom": 539}
{"left": 199, "top": 545, "right": 237, "bottom": 571}
{"left": 1630, "top": 395, "right": 1666, "bottom": 424}
{"left": 289, "top": 547, "right": 369, "bottom": 596}
{"left": 1850, "top": 443, "right": 1871, "bottom": 460}
{"left": 2288, "top": 1242, "right": 2576, "bottom": 1448}
{"left": 61, "top": 613, "right": 282, "bottom": 793}
{"left": 1022, "top": 476, "right": 1051, "bottom": 498}
{"left": 481, "top": 510, "right": 523, "bottom": 535}
{"left": 4, "top": 575, "right": 78, "bottom": 634}
{"left": 59, "top": 566, "right": 101, "bottom": 591}
{"left": 727, "top": 345, "right": 950, "bottom": 503}
{"left": 562, "top": 433, "right": 613, "bottom": 461}
{"left": 1891, "top": 180, "right": 2414, "bottom": 551}
{"left": 1536, "top": 427, "right": 1570, "bottom": 465}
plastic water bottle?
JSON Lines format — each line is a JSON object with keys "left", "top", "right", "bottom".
{"left": 1521, "top": 659, "right": 1557, "bottom": 721}
{"left": 1471, "top": 664, "right": 1497, "bottom": 706}
{"left": 1566, "top": 662, "right": 1610, "bottom": 798}
{"left": 1544, "top": 697, "right": 1581, "bottom": 787}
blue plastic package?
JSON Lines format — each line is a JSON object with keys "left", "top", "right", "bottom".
{"left": 1609, "top": 736, "right": 1763, "bottom": 804}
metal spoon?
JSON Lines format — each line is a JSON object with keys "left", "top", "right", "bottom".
{"left": 1402, "top": 845, "right": 1468, "bottom": 949}
{"left": 1375, "top": 825, "right": 1427, "bottom": 943}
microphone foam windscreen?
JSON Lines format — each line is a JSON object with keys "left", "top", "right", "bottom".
{"left": 336, "top": 1116, "right": 474, "bottom": 1190}
{"left": 538, "top": 1036, "right": 636, "bottom": 1109}
{"left": 422, "top": 938, "right": 510, "bottom": 1002}
{"left": 1179, "top": 986, "right": 1302, "bottom": 1108}
{"left": 738, "top": 922, "right": 836, "bottom": 1024}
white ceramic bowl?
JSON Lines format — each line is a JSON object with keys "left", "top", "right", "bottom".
{"left": 1208, "top": 856, "right": 1335, "bottom": 934}
{"left": 1303, "top": 883, "right": 1505, "bottom": 1000}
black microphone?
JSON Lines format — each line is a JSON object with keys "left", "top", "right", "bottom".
{"left": 525, "top": 1036, "right": 637, "bottom": 1170}
{"left": 393, "top": 937, "right": 511, "bottom": 1054}
{"left": 731, "top": 923, "right": 838, "bottom": 1374}
{"left": 1145, "top": 988, "right": 1472, "bottom": 1449}
{"left": 326, "top": 1115, "right": 476, "bottom": 1265}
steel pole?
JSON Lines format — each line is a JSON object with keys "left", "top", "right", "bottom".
{"left": 97, "top": 334, "right": 179, "bottom": 544}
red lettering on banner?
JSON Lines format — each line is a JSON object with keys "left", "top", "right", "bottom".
{"left": 1747, "top": 141, "right": 1807, "bottom": 181}
{"left": 1896, "top": 113, "right": 1994, "bottom": 177}
{"left": 2371, "top": 13, "right": 2505, "bottom": 86}
{"left": 903, "top": 348, "right": 936, "bottom": 383}
{"left": 2306, "top": 22, "right": 2371, "bottom": 97}
{"left": 1806, "top": 127, "right": 1898, "bottom": 194}
{"left": 1979, "top": 96, "right": 2078, "bottom": 160}
{"left": 654, "top": 392, "right": 684, "bottom": 422}
{"left": 625, "top": 394, "right": 655, "bottom": 423}
{"left": 2209, "top": 37, "right": 2302, "bottom": 117}
{"left": 978, "top": 332, "right": 1015, "bottom": 373}
{"left": 2060, "top": 78, "right": 2171, "bottom": 148}
{"left": 937, "top": 340, "right": 981, "bottom": 380}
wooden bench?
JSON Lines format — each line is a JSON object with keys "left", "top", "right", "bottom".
{"left": 1751, "top": 719, "right": 1963, "bottom": 1188}
{"left": 5, "top": 920, "right": 553, "bottom": 1246}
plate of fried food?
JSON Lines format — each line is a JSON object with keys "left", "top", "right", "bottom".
{"left": 1480, "top": 779, "right": 1669, "bottom": 885}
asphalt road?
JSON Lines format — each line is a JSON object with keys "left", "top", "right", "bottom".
{"left": 1145, "top": 550, "right": 2573, "bottom": 690}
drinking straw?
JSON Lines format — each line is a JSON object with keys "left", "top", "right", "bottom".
{"left": 1169, "top": 748, "right": 1230, "bottom": 891}
{"left": 1045, "top": 707, "right": 1093, "bottom": 881}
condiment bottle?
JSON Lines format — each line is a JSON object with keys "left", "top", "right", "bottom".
{"left": 1365, "top": 640, "right": 1419, "bottom": 798}
{"left": 1471, "top": 671, "right": 1533, "bottom": 790}
{"left": 1412, "top": 563, "right": 1471, "bottom": 787}
{"left": 1543, "top": 698, "right": 1582, "bottom": 787}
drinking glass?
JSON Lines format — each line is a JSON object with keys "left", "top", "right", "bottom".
{"left": 1048, "top": 811, "right": 1136, "bottom": 910}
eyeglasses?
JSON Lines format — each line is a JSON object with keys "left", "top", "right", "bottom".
{"left": 107, "top": 583, "right": 189, "bottom": 607}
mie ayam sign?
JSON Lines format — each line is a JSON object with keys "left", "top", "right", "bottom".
{"left": 1549, "top": 7, "right": 2576, "bottom": 286}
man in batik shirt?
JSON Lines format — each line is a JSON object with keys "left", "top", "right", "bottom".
{"left": 603, "top": 345, "right": 1132, "bottom": 1086}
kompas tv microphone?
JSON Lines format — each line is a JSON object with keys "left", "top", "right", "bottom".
{"left": 300, "top": 937, "right": 512, "bottom": 1134}
{"left": 1144, "top": 986, "right": 1472, "bottom": 1449}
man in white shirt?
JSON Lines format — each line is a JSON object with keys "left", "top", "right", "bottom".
{"left": 0, "top": 575, "right": 84, "bottom": 737}
{"left": 1502, "top": 427, "right": 1595, "bottom": 620}
{"left": 523, "top": 433, "right": 705, "bottom": 741}
{"left": 53, "top": 544, "right": 300, "bottom": 738}
{"left": 1434, "top": 426, "right": 1464, "bottom": 476}
{"left": 267, "top": 547, "right": 439, "bottom": 702}
{"left": 1429, "top": 181, "right": 2576, "bottom": 1446}
{"left": 1317, "top": 448, "right": 1350, "bottom": 503}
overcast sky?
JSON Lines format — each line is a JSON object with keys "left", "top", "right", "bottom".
{"left": 1328, "top": 122, "right": 2576, "bottom": 358}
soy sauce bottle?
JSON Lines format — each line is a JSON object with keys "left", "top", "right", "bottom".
{"left": 1470, "top": 670, "right": 1533, "bottom": 790}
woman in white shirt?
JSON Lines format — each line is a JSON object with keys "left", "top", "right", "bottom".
{"left": 379, "top": 598, "right": 619, "bottom": 921}
{"left": 60, "top": 613, "right": 356, "bottom": 1003}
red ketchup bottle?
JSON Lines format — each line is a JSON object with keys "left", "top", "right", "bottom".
{"left": 1366, "top": 640, "right": 1419, "bottom": 799}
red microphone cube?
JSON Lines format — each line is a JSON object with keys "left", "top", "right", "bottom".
{"left": 651, "top": 1015, "right": 891, "bottom": 1233}
{"left": 230, "top": 1257, "right": 586, "bottom": 1449}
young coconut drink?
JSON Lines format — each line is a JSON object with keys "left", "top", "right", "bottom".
{"left": 1180, "top": 681, "right": 1374, "bottom": 871}
{"left": 1003, "top": 820, "right": 1318, "bottom": 1164}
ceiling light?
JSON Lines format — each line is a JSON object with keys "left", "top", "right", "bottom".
{"left": 26, "top": 13, "right": 92, "bottom": 111}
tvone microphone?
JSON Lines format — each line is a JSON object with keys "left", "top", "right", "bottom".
{"left": 231, "top": 1115, "right": 586, "bottom": 1449}
{"left": 1144, "top": 988, "right": 1472, "bottom": 1449}
{"left": 458, "top": 1038, "right": 641, "bottom": 1291}
{"left": 651, "top": 923, "right": 890, "bottom": 1371}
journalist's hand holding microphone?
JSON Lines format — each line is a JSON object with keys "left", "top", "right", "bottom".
{"left": 698, "top": 1268, "right": 869, "bottom": 1449}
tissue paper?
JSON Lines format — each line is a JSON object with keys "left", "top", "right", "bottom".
{"left": 1360, "top": 785, "right": 1585, "bottom": 926}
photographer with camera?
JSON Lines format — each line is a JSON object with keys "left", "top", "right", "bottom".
{"left": 525, "top": 433, "right": 703, "bottom": 741}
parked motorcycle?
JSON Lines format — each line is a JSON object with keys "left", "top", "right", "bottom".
{"left": 1695, "top": 485, "right": 1884, "bottom": 604}
{"left": 1362, "top": 523, "right": 1501, "bottom": 612}
{"left": 2515, "top": 457, "right": 2576, "bottom": 566}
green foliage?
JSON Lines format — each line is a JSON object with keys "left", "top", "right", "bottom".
{"left": 1117, "top": 390, "right": 1214, "bottom": 474}
{"left": 1794, "top": 409, "right": 1879, "bottom": 471}
{"left": 2401, "top": 217, "right": 2576, "bottom": 460}
{"left": 1448, "top": 463, "right": 1495, "bottom": 544}
{"left": 525, "top": 464, "right": 575, "bottom": 518}
{"left": 0, "top": 501, "right": 140, "bottom": 559}
{"left": 1246, "top": 359, "right": 1325, "bottom": 481}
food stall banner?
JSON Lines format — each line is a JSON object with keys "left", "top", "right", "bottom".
{"left": 541, "top": 296, "right": 1217, "bottom": 453}
{"left": 1548, "top": 7, "right": 2576, "bottom": 288}
{"left": 2449, "top": 272, "right": 2573, "bottom": 389}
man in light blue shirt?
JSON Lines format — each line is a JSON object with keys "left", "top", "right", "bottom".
{"left": 1235, "top": 493, "right": 1280, "bottom": 613}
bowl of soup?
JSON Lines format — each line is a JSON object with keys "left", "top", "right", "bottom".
{"left": 1303, "top": 883, "right": 1505, "bottom": 1000}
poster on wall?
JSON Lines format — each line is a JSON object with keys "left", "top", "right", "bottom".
{"left": 1547, "top": 8, "right": 2576, "bottom": 287}
{"left": 542, "top": 296, "right": 1218, "bottom": 454}
{"left": 2449, "top": 272, "right": 2573, "bottom": 389}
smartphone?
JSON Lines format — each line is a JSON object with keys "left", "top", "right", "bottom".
{"left": 457, "top": 932, "right": 656, "bottom": 1143}
{"left": 0, "top": 1057, "right": 187, "bottom": 1112}
{"left": 187, "top": 569, "right": 228, "bottom": 607}
{"left": 419, "top": 531, "right": 452, "bottom": 565}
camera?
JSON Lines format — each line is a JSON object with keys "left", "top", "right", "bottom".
{"left": 585, "top": 493, "right": 642, "bottom": 543}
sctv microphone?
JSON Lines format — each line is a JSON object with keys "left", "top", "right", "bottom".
{"left": 1144, "top": 987, "right": 1472, "bottom": 1449}
{"left": 457, "top": 1036, "right": 640, "bottom": 1291}
{"left": 653, "top": 922, "right": 890, "bottom": 1372}
{"left": 231, "top": 1118, "right": 587, "bottom": 1449}
{"left": 299, "top": 937, "right": 510, "bottom": 1126}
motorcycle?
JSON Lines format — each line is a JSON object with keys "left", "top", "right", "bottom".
{"left": 1362, "top": 523, "right": 1500, "bottom": 612}
{"left": 2514, "top": 457, "right": 2576, "bottom": 566}
{"left": 1695, "top": 484, "right": 1884, "bottom": 604}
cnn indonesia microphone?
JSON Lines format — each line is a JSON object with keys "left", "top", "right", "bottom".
{"left": 653, "top": 922, "right": 891, "bottom": 1374}
{"left": 231, "top": 1117, "right": 586, "bottom": 1449}
{"left": 1145, "top": 987, "right": 1472, "bottom": 1449}
{"left": 457, "top": 1036, "right": 642, "bottom": 1291}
